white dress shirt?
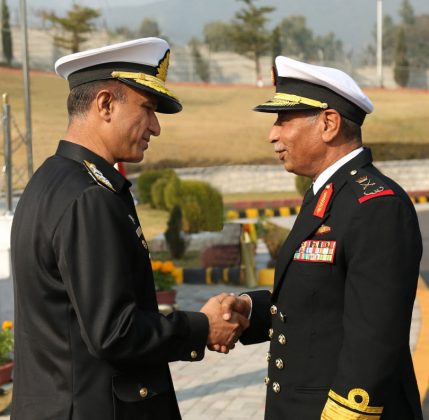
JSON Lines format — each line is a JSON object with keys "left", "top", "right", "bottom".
{"left": 312, "top": 147, "right": 364, "bottom": 195}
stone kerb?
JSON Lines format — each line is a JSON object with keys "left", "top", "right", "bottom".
{"left": 150, "top": 223, "right": 241, "bottom": 253}
{"left": 175, "top": 165, "right": 296, "bottom": 194}
{"left": 175, "top": 160, "right": 429, "bottom": 194}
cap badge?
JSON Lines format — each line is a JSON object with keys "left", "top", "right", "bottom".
{"left": 156, "top": 50, "right": 170, "bottom": 82}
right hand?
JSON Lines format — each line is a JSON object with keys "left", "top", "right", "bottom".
{"left": 200, "top": 294, "right": 250, "bottom": 354}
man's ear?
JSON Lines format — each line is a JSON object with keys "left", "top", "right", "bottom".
{"left": 95, "top": 90, "right": 114, "bottom": 122}
{"left": 321, "top": 109, "right": 341, "bottom": 144}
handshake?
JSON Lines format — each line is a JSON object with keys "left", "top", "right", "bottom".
{"left": 200, "top": 293, "right": 252, "bottom": 354}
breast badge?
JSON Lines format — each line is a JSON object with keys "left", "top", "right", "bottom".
{"left": 294, "top": 240, "right": 336, "bottom": 263}
{"left": 315, "top": 225, "right": 332, "bottom": 236}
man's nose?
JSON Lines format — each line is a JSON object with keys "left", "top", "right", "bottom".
{"left": 150, "top": 111, "right": 161, "bottom": 137}
{"left": 268, "top": 125, "right": 280, "bottom": 144}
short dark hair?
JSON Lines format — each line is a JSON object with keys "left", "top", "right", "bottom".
{"left": 67, "top": 80, "right": 127, "bottom": 119}
{"left": 340, "top": 116, "right": 362, "bottom": 142}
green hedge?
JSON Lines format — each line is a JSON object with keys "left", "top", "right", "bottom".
{"left": 136, "top": 169, "right": 176, "bottom": 207}
{"left": 180, "top": 180, "right": 223, "bottom": 233}
{"left": 295, "top": 175, "right": 312, "bottom": 197}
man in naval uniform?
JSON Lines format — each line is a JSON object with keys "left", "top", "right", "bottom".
{"left": 10, "top": 38, "right": 248, "bottom": 420}
{"left": 221, "top": 57, "right": 423, "bottom": 419}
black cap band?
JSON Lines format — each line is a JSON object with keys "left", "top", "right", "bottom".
{"left": 68, "top": 62, "right": 157, "bottom": 90}
{"left": 276, "top": 77, "right": 367, "bottom": 125}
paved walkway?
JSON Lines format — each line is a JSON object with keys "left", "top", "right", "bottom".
{"left": 0, "top": 284, "right": 424, "bottom": 420}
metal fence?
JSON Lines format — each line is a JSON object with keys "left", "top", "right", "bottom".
{"left": 1, "top": 93, "right": 30, "bottom": 214}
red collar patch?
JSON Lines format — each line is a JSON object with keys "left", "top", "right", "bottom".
{"left": 313, "top": 183, "right": 334, "bottom": 218}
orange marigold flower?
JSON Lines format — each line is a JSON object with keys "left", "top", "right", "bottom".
{"left": 2, "top": 320, "right": 13, "bottom": 330}
{"left": 151, "top": 260, "right": 162, "bottom": 271}
{"left": 160, "top": 261, "right": 174, "bottom": 273}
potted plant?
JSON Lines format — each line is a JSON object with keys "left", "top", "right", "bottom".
{"left": 0, "top": 320, "right": 13, "bottom": 385}
{"left": 151, "top": 260, "right": 178, "bottom": 306}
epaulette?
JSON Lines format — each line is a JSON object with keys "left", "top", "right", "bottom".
{"left": 82, "top": 160, "right": 116, "bottom": 193}
{"left": 348, "top": 168, "right": 394, "bottom": 204}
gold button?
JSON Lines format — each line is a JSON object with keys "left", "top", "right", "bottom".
{"left": 268, "top": 328, "right": 273, "bottom": 338}
{"left": 270, "top": 305, "right": 278, "bottom": 315}
{"left": 190, "top": 351, "right": 198, "bottom": 359}
{"left": 266, "top": 352, "right": 271, "bottom": 362}
{"left": 278, "top": 334, "right": 286, "bottom": 345}
{"left": 275, "top": 358, "right": 284, "bottom": 370}
{"left": 264, "top": 376, "right": 270, "bottom": 386}
{"left": 139, "top": 387, "right": 148, "bottom": 398}
{"left": 272, "top": 382, "right": 281, "bottom": 393}
{"left": 279, "top": 312, "right": 287, "bottom": 323}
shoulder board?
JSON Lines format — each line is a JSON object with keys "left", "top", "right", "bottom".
{"left": 347, "top": 168, "right": 395, "bottom": 204}
{"left": 83, "top": 160, "right": 116, "bottom": 193}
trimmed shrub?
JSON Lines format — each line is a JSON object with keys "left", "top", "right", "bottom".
{"left": 295, "top": 175, "right": 312, "bottom": 197}
{"left": 136, "top": 169, "right": 176, "bottom": 207}
{"left": 180, "top": 180, "right": 223, "bottom": 233}
{"left": 164, "top": 206, "right": 187, "bottom": 259}
{"left": 150, "top": 177, "right": 169, "bottom": 210}
{"left": 164, "top": 176, "right": 182, "bottom": 211}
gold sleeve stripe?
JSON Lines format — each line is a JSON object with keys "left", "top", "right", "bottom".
{"left": 321, "top": 388, "right": 383, "bottom": 419}
{"left": 321, "top": 398, "right": 381, "bottom": 420}
{"left": 260, "top": 93, "right": 328, "bottom": 109}
{"left": 111, "top": 71, "right": 179, "bottom": 101}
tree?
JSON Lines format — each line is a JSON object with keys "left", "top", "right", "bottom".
{"left": 405, "top": 14, "right": 429, "bottom": 68}
{"left": 314, "top": 32, "right": 344, "bottom": 62}
{"left": 42, "top": 4, "right": 100, "bottom": 53}
{"left": 275, "top": 16, "right": 316, "bottom": 61}
{"left": 229, "top": 0, "right": 275, "bottom": 83}
{"left": 203, "top": 21, "right": 233, "bottom": 52}
{"left": 271, "top": 26, "right": 281, "bottom": 64}
{"left": 365, "top": 14, "right": 397, "bottom": 65}
{"left": 393, "top": 27, "right": 409, "bottom": 87}
{"left": 1, "top": 0, "right": 13, "bottom": 65}
{"left": 138, "top": 18, "right": 160, "bottom": 38}
{"left": 190, "top": 38, "right": 210, "bottom": 82}
{"left": 399, "top": 0, "right": 415, "bottom": 25}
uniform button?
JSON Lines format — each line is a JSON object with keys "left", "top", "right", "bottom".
{"left": 350, "top": 170, "right": 357, "bottom": 175}
{"left": 279, "top": 312, "right": 287, "bottom": 323}
{"left": 190, "top": 351, "right": 198, "bottom": 359}
{"left": 264, "top": 376, "right": 270, "bottom": 386}
{"left": 266, "top": 352, "right": 271, "bottom": 362}
{"left": 278, "top": 334, "right": 286, "bottom": 345}
{"left": 275, "top": 358, "right": 284, "bottom": 370}
{"left": 139, "top": 387, "right": 148, "bottom": 398}
{"left": 270, "top": 305, "right": 278, "bottom": 315}
{"left": 272, "top": 382, "right": 281, "bottom": 393}
{"left": 268, "top": 328, "right": 274, "bottom": 338}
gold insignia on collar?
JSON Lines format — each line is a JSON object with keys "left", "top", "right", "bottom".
{"left": 356, "top": 176, "right": 368, "bottom": 184}
{"left": 315, "top": 225, "right": 332, "bottom": 236}
{"left": 156, "top": 50, "right": 170, "bottom": 82}
{"left": 83, "top": 160, "right": 116, "bottom": 192}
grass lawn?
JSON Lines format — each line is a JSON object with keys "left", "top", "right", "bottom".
{"left": 1, "top": 68, "right": 428, "bottom": 175}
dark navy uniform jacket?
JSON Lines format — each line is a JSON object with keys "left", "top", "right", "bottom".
{"left": 241, "top": 149, "right": 423, "bottom": 420}
{"left": 11, "top": 140, "right": 208, "bottom": 420}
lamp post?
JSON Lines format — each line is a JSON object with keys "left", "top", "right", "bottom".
{"left": 376, "top": 0, "right": 383, "bottom": 88}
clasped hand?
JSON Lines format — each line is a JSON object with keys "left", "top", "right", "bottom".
{"left": 200, "top": 293, "right": 252, "bottom": 354}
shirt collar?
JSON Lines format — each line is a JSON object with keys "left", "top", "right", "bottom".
{"left": 313, "top": 147, "right": 364, "bottom": 194}
{"left": 55, "top": 140, "right": 131, "bottom": 192}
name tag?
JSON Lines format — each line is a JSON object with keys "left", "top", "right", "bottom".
{"left": 293, "top": 240, "right": 336, "bottom": 263}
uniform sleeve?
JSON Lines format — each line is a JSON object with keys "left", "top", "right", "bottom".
{"left": 321, "top": 197, "right": 422, "bottom": 419}
{"left": 239, "top": 290, "right": 272, "bottom": 345}
{"left": 52, "top": 186, "right": 208, "bottom": 366}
